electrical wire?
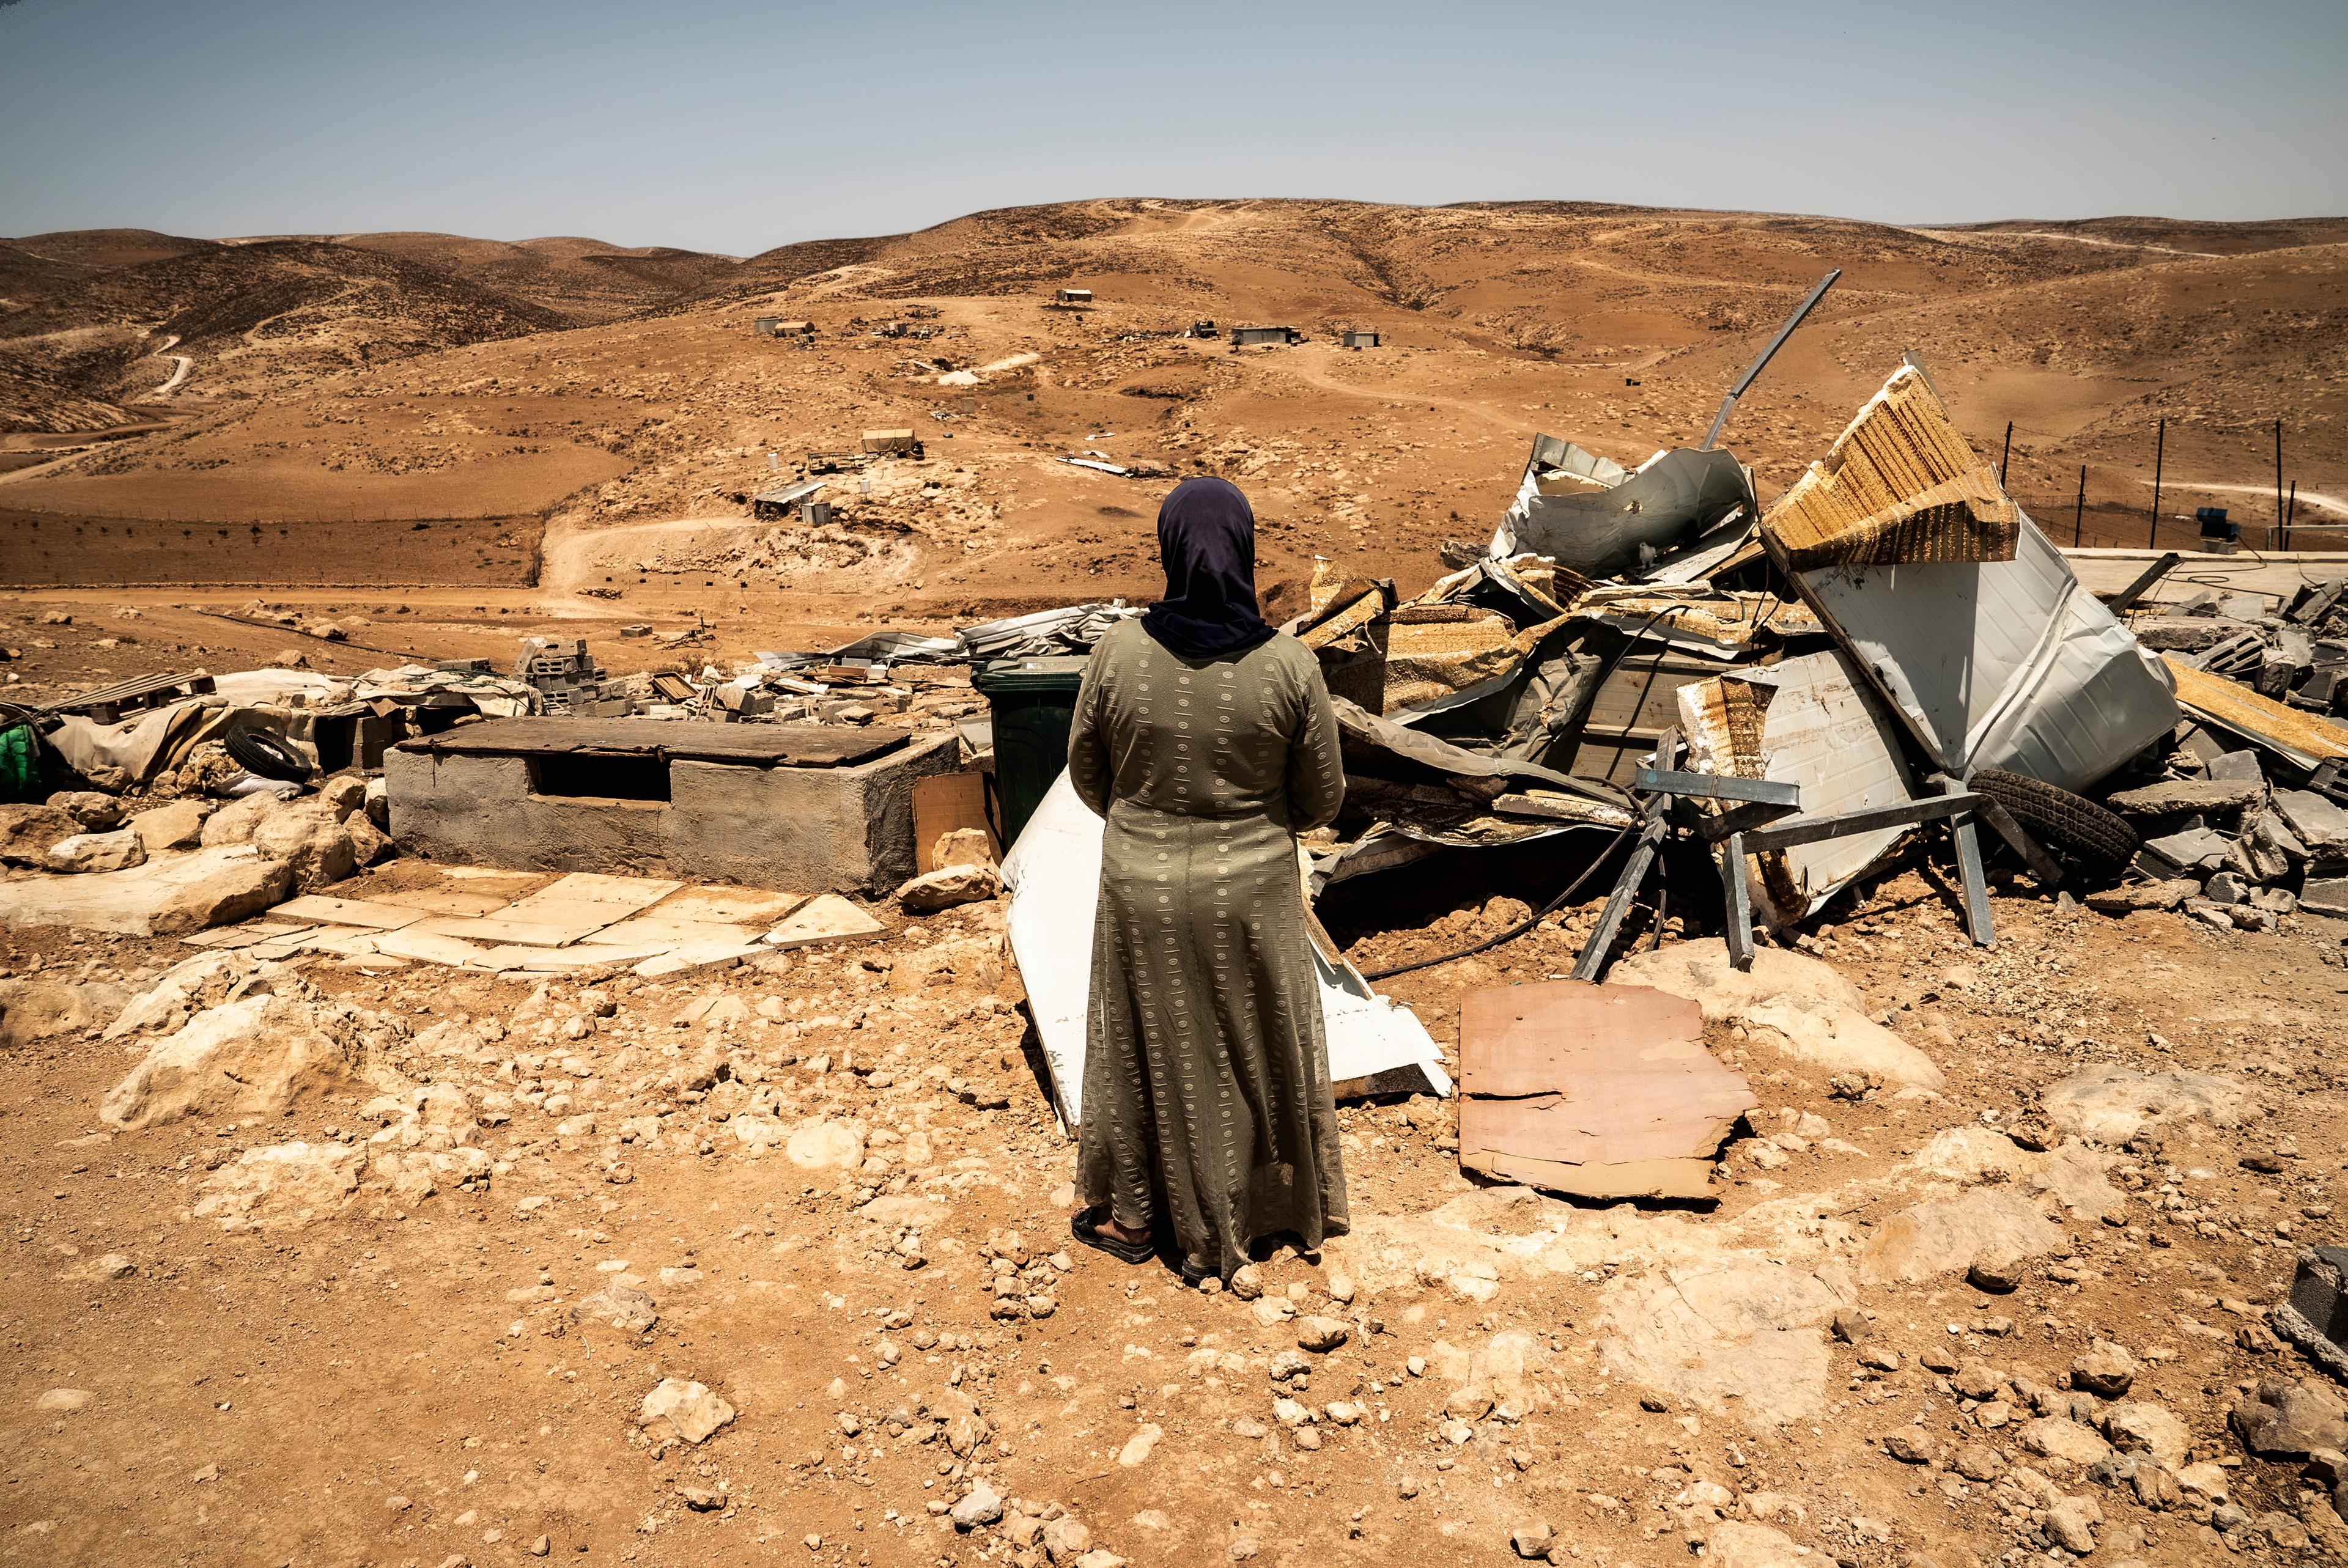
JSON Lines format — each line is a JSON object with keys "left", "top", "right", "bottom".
{"left": 1357, "top": 816, "right": 1642, "bottom": 982}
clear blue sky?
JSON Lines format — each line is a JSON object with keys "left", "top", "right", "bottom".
{"left": 3, "top": 0, "right": 2342, "bottom": 256}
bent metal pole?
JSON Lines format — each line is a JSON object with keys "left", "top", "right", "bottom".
{"left": 1700, "top": 269, "right": 1840, "bottom": 451}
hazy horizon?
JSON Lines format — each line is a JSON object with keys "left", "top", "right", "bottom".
{"left": 4, "top": 0, "right": 2345, "bottom": 256}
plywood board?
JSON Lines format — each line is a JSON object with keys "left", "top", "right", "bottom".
{"left": 913, "top": 771, "right": 995, "bottom": 873}
{"left": 762, "top": 893, "right": 885, "bottom": 951}
{"left": 1457, "top": 979, "right": 1755, "bottom": 1201}
{"left": 272, "top": 895, "right": 429, "bottom": 931}
{"left": 638, "top": 886, "right": 810, "bottom": 926}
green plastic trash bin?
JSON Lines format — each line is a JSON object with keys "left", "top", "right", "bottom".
{"left": 971, "top": 655, "right": 1090, "bottom": 852}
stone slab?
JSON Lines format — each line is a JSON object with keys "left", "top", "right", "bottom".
{"left": 0, "top": 847, "right": 292, "bottom": 937}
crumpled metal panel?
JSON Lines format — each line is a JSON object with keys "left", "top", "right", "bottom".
{"left": 1765, "top": 364, "right": 2177, "bottom": 793}
{"left": 1491, "top": 438, "right": 1755, "bottom": 579}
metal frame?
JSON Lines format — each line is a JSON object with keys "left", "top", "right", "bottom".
{"left": 1573, "top": 753, "right": 2064, "bottom": 979}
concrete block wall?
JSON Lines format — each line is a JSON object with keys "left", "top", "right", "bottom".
{"left": 385, "top": 732, "right": 958, "bottom": 894}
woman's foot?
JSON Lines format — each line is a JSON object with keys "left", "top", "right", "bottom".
{"left": 1070, "top": 1205, "right": 1156, "bottom": 1264}
{"left": 1092, "top": 1213, "right": 1151, "bottom": 1248}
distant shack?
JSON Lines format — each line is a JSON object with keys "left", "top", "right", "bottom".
{"left": 862, "top": 428, "right": 924, "bottom": 458}
{"left": 1055, "top": 287, "right": 1093, "bottom": 305}
{"left": 1343, "top": 329, "right": 1381, "bottom": 350}
{"left": 755, "top": 317, "right": 813, "bottom": 338}
{"left": 1230, "top": 325, "right": 1303, "bottom": 347}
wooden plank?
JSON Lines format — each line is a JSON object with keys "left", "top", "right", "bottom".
{"left": 762, "top": 893, "right": 885, "bottom": 951}
{"left": 271, "top": 895, "right": 430, "bottom": 931}
{"left": 1457, "top": 979, "right": 1757, "bottom": 1201}
{"left": 397, "top": 716, "right": 908, "bottom": 768}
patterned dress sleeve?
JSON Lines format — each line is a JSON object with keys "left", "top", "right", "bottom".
{"left": 1066, "top": 641, "right": 1116, "bottom": 819}
{"left": 1284, "top": 649, "right": 1346, "bottom": 832}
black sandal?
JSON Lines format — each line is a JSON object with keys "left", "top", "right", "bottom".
{"left": 1178, "top": 1256, "right": 1217, "bottom": 1288}
{"left": 1071, "top": 1206, "right": 1154, "bottom": 1264}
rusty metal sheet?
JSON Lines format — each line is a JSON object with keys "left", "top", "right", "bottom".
{"left": 1458, "top": 979, "right": 1757, "bottom": 1201}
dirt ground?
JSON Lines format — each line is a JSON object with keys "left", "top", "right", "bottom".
{"left": 5, "top": 839, "right": 2347, "bottom": 1568}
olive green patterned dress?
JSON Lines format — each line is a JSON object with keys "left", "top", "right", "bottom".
{"left": 1066, "top": 617, "right": 1349, "bottom": 1274}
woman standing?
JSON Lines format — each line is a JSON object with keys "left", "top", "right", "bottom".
{"left": 1065, "top": 476, "right": 1349, "bottom": 1283}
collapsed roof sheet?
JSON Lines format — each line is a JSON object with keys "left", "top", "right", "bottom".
{"left": 1759, "top": 364, "right": 2177, "bottom": 793}
{"left": 1491, "top": 436, "right": 1755, "bottom": 580}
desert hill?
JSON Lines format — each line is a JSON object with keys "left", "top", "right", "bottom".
{"left": 2, "top": 197, "right": 2340, "bottom": 606}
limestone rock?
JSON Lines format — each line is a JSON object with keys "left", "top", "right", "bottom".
{"left": 1883, "top": 1428, "right": 1939, "bottom": 1464}
{"left": 1600, "top": 1261, "right": 1851, "bottom": 1427}
{"left": 1610, "top": 940, "right": 1943, "bottom": 1088}
{"left": 2, "top": 845, "right": 292, "bottom": 937}
{"left": 572, "top": 1284, "right": 659, "bottom": 1333}
{"left": 190, "top": 1141, "right": 367, "bottom": 1230}
{"left": 2019, "top": 1416, "right": 2113, "bottom": 1467}
{"left": 0, "top": 805, "right": 78, "bottom": 867}
{"left": 249, "top": 801, "right": 356, "bottom": 892}
{"left": 198, "top": 793, "right": 281, "bottom": 848}
{"left": 1700, "top": 1521, "right": 1812, "bottom": 1568}
{"left": 932, "top": 828, "right": 995, "bottom": 869}
{"left": 1508, "top": 1520, "right": 1555, "bottom": 1560}
{"left": 640, "top": 1378, "right": 735, "bottom": 1444}
{"left": 47, "top": 829, "right": 147, "bottom": 874}
{"left": 949, "top": 1482, "right": 1003, "bottom": 1529}
{"left": 2072, "top": 1341, "right": 2136, "bottom": 1398}
{"left": 129, "top": 798, "right": 213, "bottom": 852}
{"left": 0, "top": 977, "right": 136, "bottom": 1048}
{"left": 2102, "top": 1402, "right": 2190, "bottom": 1468}
{"left": 785, "top": 1118, "right": 865, "bottom": 1171}
{"left": 1860, "top": 1188, "right": 2061, "bottom": 1285}
{"left": 897, "top": 863, "right": 1000, "bottom": 913}
{"left": 105, "top": 951, "right": 282, "bottom": 1040}
{"left": 2044, "top": 1496, "right": 2100, "bottom": 1554}
{"left": 2041, "top": 1066, "right": 2252, "bottom": 1144}
{"left": 1041, "top": 1514, "right": 1093, "bottom": 1558}
{"left": 102, "top": 990, "right": 404, "bottom": 1130}
{"left": 48, "top": 790, "right": 124, "bottom": 830}
{"left": 342, "top": 812, "right": 394, "bottom": 867}
{"left": 2105, "top": 778, "right": 2264, "bottom": 815}
{"left": 2233, "top": 1380, "right": 2348, "bottom": 1458}
{"left": 1115, "top": 1423, "right": 1161, "bottom": 1468}
{"left": 1296, "top": 1315, "right": 1349, "bottom": 1353}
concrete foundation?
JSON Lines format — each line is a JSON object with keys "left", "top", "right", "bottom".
{"left": 385, "top": 720, "right": 959, "bottom": 894}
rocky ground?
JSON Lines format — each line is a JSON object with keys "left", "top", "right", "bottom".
{"left": 6, "top": 829, "right": 2348, "bottom": 1568}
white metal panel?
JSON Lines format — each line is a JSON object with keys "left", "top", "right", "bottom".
{"left": 1000, "top": 771, "right": 1450, "bottom": 1125}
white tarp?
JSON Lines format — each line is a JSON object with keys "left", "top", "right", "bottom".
{"left": 1790, "top": 514, "right": 2178, "bottom": 793}
{"left": 1000, "top": 771, "right": 1451, "bottom": 1125}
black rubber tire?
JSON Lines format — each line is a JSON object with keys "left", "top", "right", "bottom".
{"left": 223, "top": 723, "right": 310, "bottom": 782}
{"left": 1970, "top": 768, "right": 2139, "bottom": 877}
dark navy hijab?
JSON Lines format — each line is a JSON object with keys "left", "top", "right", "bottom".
{"left": 1139, "top": 476, "right": 1277, "bottom": 661}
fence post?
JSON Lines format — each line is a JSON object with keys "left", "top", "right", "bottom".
{"left": 2285, "top": 479, "right": 2297, "bottom": 553}
{"left": 2000, "top": 421, "right": 2013, "bottom": 488}
{"left": 2149, "top": 417, "right": 2165, "bottom": 550}
{"left": 2275, "top": 419, "right": 2286, "bottom": 548}
{"left": 2073, "top": 465, "right": 2086, "bottom": 547}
